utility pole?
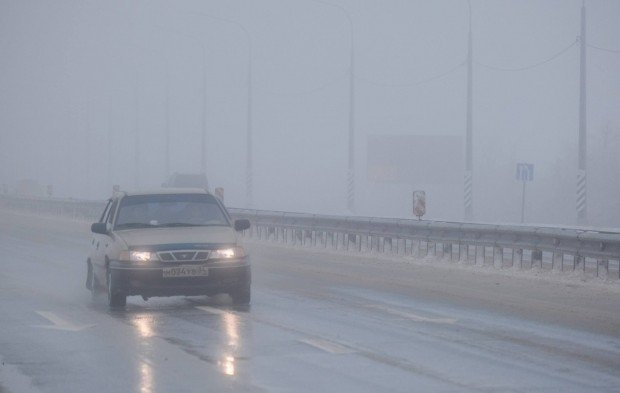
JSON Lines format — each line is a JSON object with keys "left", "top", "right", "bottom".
{"left": 164, "top": 60, "right": 170, "bottom": 178}
{"left": 246, "top": 52, "right": 254, "bottom": 208}
{"left": 577, "top": 1, "right": 588, "bottom": 225}
{"left": 347, "top": 33, "right": 355, "bottom": 213}
{"left": 200, "top": 46, "right": 207, "bottom": 177}
{"left": 134, "top": 71, "right": 140, "bottom": 189}
{"left": 464, "top": 0, "right": 474, "bottom": 221}
{"left": 107, "top": 97, "right": 113, "bottom": 191}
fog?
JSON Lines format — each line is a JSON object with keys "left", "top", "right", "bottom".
{"left": 1, "top": 0, "right": 619, "bottom": 227}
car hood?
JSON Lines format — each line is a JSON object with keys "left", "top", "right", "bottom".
{"left": 115, "top": 226, "right": 238, "bottom": 248}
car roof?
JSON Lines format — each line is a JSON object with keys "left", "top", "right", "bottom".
{"left": 118, "top": 188, "right": 209, "bottom": 197}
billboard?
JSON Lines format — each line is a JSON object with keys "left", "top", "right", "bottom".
{"left": 367, "top": 135, "right": 463, "bottom": 185}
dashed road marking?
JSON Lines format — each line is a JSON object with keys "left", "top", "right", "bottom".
{"left": 299, "top": 337, "right": 354, "bottom": 355}
{"left": 364, "top": 304, "right": 458, "bottom": 324}
{"left": 33, "top": 311, "right": 95, "bottom": 332}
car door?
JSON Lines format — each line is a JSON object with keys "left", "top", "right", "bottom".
{"left": 90, "top": 199, "right": 111, "bottom": 264}
{"left": 92, "top": 199, "right": 117, "bottom": 278}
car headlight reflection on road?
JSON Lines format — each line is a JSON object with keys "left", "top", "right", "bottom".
{"left": 210, "top": 247, "right": 245, "bottom": 260}
{"left": 119, "top": 250, "right": 159, "bottom": 263}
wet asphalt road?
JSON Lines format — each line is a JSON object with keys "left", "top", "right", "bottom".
{"left": 0, "top": 210, "right": 619, "bottom": 393}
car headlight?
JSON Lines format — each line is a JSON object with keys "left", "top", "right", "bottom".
{"left": 119, "top": 250, "right": 159, "bottom": 263}
{"left": 209, "top": 247, "right": 245, "bottom": 260}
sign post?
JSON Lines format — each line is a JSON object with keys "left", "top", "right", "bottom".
{"left": 413, "top": 190, "right": 426, "bottom": 220}
{"left": 516, "top": 163, "right": 534, "bottom": 223}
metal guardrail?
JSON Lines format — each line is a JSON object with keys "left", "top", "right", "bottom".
{"left": 231, "top": 209, "right": 620, "bottom": 280}
{"left": 2, "top": 195, "right": 619, "bottom": 280}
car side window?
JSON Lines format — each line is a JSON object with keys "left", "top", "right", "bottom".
{"left": 99, "top": 200, "right": 112, "bottom": 223}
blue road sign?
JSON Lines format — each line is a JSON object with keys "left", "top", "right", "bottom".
{"left": 516, "top": 163, "right": 534, "bottom": 182}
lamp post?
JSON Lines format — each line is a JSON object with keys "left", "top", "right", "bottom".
{"left": 158, "top": 26, "right": 208, "bottom": 179}
{"left": 189, "top": 12, "right": 253, "bottom": 207}
{"left": 304, "top": 0, "right": 355, "bottom": 213}
{"left": 577, "top": 1, "right": 587, "bottom": 225}
{"left": 464, "top": 0, "right": 474, "bottom": 221}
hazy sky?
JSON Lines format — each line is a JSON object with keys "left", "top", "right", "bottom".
{"left": 1, "top": 0, "right": 619, "bottom": 226}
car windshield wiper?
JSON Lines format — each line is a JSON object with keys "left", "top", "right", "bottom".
{"left": 115, "top": 222, "right": 156, "bottom": 229}
{"left": 157, "top": 223, "right": 208, "bottom": 227}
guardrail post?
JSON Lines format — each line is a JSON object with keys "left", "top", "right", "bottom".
{"left": 574, "top": 255, "right": 584, "bottom": 272}
{"left": 515, "top": 248, "right": 523, "bottom": 269}
{"left": 552, "top": 252, "right": 562, "bottom": 271}
{"left": 532, "top": 250, "right": 543, "bottom": 269}
{"left": 597, "top": 259, "right": 608, "bottom": 279}
{"left": 493, "top": 246, "right": 502, "bottom": 268}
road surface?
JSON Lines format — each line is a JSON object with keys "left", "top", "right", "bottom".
{"left": 0, "top": 210, "right": 619, "bottom": 392}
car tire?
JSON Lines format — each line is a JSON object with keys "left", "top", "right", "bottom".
{"left": 107, "top": 269, "right": 126, "bottom": 308}
{"left": 90, "top": 267, "right": 99, "bottom": 301}
{"left": 230, "top": 284, "right": 251, "bottom": 305}
{"left": 85, "top": 261, "right": 93, "bottom": 290}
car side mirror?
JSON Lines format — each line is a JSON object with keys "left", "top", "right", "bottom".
{"left": 91, "top": 222, "right": 109, "bottom": 235}
{"left": 234, "top": 219, "right": 250, "bottom": 232}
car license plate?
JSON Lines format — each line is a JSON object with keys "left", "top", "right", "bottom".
{"left": 162, "top": 265, "right": 209, "bottom": 278}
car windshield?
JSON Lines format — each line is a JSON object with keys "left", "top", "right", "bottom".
{"left": 114, "top": 194, "right": 228, "bottom": 229}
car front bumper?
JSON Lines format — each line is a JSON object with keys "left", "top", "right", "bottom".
{"left": 108, "top": 258, "right": 251, "bottom": 297}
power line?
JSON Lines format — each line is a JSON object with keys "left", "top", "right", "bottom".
{"left": 255, "top": 58, "right": 467, "bottom": 94}
{"left": 354, "top": 59, "right": 466, "bottom": 87}
{"left": 587, "top": 43, "right": 620, "bottom": 54}
{"left": 254, "top": 70, "right": 349, "bottom": 96}
{"left": 475, "top": 39, "right": 578, "bottom": 72}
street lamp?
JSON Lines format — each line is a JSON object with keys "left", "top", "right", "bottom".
{"left": 303, "top": 0, "right": 355, "bottom": 213}
{"left": 188, "top": 12, "right": 253, "bottom": 208}
{"left": 465, "top": 0, "right": 474, "bottom": 221}
{"left": 158, "top": 27, "right": 208, "bottom": 178}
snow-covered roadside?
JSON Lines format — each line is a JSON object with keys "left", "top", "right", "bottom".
{"left": 244, "top": 238, "right": 620, "bottom": 294}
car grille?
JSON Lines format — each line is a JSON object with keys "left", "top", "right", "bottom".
{"left": 157, "top": 250, "right": 210, "bottom": 263}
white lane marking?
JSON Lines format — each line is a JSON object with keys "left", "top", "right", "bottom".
{"left": 198, "top": 306, "right": 355, "bottom": 355}
{"left": 196, "top": 306, "right": 229, "bottom": 315}
{"left": 32, "top": 311, "right": 96, "bottom": 332}
{"left": 365, "top": 305, "right": 458, "bottom": 324}
{"left": 299, "top": 338, "right": 354, "bottom": 355}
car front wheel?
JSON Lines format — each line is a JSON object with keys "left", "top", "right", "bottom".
{"left": 107, "top": 269, "right": 126, "bottom": 308}
{"left": 230, "top": 284, "right": 251, "bottom": 305}
{"left": 90, "top": 266, "right": 99, "bottom": 301}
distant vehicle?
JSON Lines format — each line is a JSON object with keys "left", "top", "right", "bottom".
{"left": 162, "top": 172, "right": 209, "bottom": 191}
{"left": 15, "top": 179, "right": 43, "bottom": 196}
{"left": 85, "top": 189, "right": 251, "bottom": 308}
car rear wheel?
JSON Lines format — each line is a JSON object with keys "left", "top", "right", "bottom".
{"left": 107, "top": 269, "right": 126, "bottom": 308}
